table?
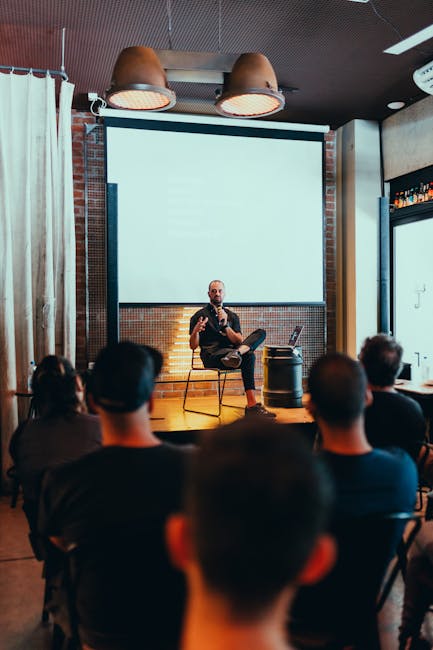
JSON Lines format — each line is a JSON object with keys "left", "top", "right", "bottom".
{"left": 395, "top": 379, "right": 433, "bottom": 440}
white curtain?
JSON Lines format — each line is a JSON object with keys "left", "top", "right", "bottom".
{"left": 0, "top": 73, "right": 75, "bottom": 485}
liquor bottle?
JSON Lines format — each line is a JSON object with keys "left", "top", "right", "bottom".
{"left": 418, "top": 184, "right": 424, "bottom": 202}
{"left": 393, "top": 192, "right": 400, "bottom": 208}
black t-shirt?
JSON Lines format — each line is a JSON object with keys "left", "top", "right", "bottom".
{"left": 39, "top": 443, "right": 192, "bottom": 650}
{"left": 9, "top": 413, "right": 102, "bottom": 502}
{"left": 189, "top": 303, "right": 241, "bottom": 356}
{"left": 364, "top": 390, "right": 426, "bottom": 460}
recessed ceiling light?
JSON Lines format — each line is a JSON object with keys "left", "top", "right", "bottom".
{"left": 384, "top": 23, "right": 433, "bottom": 55}
{"left": 347, "top": 0, "right": 369, "bottom": 3}
{"left": 387, "top": 101, "right": 406, "bottom": 110}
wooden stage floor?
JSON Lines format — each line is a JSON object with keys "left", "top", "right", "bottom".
{"left": 151, "top": 393, "right": 313, "bottom": 435}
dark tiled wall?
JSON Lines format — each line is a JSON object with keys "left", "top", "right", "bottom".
{"left": 72, "top": 113, "right": 337, "bottom": 397}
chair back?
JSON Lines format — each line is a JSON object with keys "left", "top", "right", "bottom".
{"left": 291, "top": 511, "right": 418, "bottom": 648}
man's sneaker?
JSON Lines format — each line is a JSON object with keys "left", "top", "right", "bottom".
{"left": 245, "top": 403, "right": 276, "bottom": 418}
{"left": 221, "top": 350, "right": 242, "bottom": 369}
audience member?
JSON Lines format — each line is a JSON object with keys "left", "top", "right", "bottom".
{"left": 359, "top": 334, "right": 428, "bottom": 470}
{"left": 166, "top": 418, "right": 335, "bottom": 650}
{"left": 9, "top": 355, "right": 102, "bottom": 532}
{"left": 39, "top": 341, "right": 191, "bottom": 650}
{"left": 399, "top": 521, "right": 433, "bottom": 649}
{"left": 308, "top": 351, "right": 418, "bottom": 517}
{"left": 290, "top": 352, "right": 418, "bottom": 647}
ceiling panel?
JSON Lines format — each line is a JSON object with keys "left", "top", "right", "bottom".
{"left": 0, "top": 0, "right": 432, "bottom": 127}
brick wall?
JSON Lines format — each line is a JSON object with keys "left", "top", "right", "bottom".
{"left": 72, "top": 112, "right": 91, "bottom": 370}
{"left": 71, "top": 111, "right": 337, "bottom": 396}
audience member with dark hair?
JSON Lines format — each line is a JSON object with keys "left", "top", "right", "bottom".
{"left": 290, "top": 352, "right": 418, "bottom": 647}
{"left": 307, "top": 352, "right": 417, "bottom": 517}
{"left": 166, "top": 419, "right": 335, "bottom": 650}
{"left": 9, "top": 355, "right": 102, "bottom": 532}
{"left": 39, "top": 341, "right": 191, "bottom": 650}
{"left": 399, "top": 521, "right": 433, "bottom": 649}
{"left": 359, "top": 334, "right": 427, "bottom": 466}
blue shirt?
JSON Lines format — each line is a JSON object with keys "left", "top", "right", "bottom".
{"left": 321, "top": 447, "right": 418, "bottom": 518}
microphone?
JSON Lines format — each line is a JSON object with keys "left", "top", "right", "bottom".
{"left": 217, "top": 305, "right": 226, "bottom": 328}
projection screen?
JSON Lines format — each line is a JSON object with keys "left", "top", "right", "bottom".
{"left": 104, "top": 112, "right": 326, "bottom": 304}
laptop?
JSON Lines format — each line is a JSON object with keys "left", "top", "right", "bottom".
{"left": 288, "top": 325, "right": 304, "bottom": 350}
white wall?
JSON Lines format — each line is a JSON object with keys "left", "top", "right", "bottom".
{"left": 336, "top": 120, "right": 382, "bottom": 356}
{"left": 382, "top": 95, "right": 433, "bottom": 180}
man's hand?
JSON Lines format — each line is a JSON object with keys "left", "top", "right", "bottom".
{"left": 193, "top": 316, "right": 208, "bottom": 334}
{"left": 190, "top": 316, "right": 208, "bottom": 350}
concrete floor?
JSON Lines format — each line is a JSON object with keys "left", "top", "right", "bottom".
{"left": 1, "top": 493, "right": 433, "bottom": 649}
{"left": 0, "top": 496, "right": 52, "bottom": 649}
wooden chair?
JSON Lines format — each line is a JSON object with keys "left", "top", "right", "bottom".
{"left": 183, "top": 350, "right": 242, "bottom": 417}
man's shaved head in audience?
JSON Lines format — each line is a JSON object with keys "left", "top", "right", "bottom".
{"left": 308, "top": 352, "right": 367, "bottom": 427}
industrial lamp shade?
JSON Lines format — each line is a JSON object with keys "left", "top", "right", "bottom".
{"left": 106, "top": 46, "right": 176, "bottom": 111}
{"left": 215, "top": 52, "right": 285, "bottom": 118}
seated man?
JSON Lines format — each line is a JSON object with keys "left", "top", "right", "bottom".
{"left": 308, "top": 352, "right": 417, "bottom": 517}
{"left": 39, "top": 341, "right": 192, "bottom": 650}
{"left": 359, "top": 334, "right": 427, "bottom": 465}
{"left": 399, "top": 521, "right": 433, "bottom": 649}
{"left": 166, "top": 418, "right": 335, "bottom": 650}
{"left": 9, "top": 355, "right": 102, "bottom": 534}
{"left": 290, "top": 352, "right": 418, "bottom": 646}
{"left": 189, "top": 279, "right": 275, "bottom": 417}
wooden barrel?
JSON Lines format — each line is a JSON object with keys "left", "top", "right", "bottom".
{"left": 262, "top": 345, "right": 303, "bottom": 408}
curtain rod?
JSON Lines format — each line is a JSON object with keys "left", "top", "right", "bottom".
{"left": 0, "top": 65, "right": 68, "bottom": 81}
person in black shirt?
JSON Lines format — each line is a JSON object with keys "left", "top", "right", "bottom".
{"left": 399, "top": 521, "right": 433, "bottom": 650}
{"left": 39, "top": 341, "right": 191, "bottom": 650}
{"left": 359, "top": 334, "right": 431, "bottom": 484}
{"left": 189, "top": 280, "right": 275, "bottom": 418}
{"left": 9, "top": 355, "right": 102, "bottom": 533}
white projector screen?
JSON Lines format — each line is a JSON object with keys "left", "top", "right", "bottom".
{"left": 105, "top": 114, "right": 325, "bottom": 304}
